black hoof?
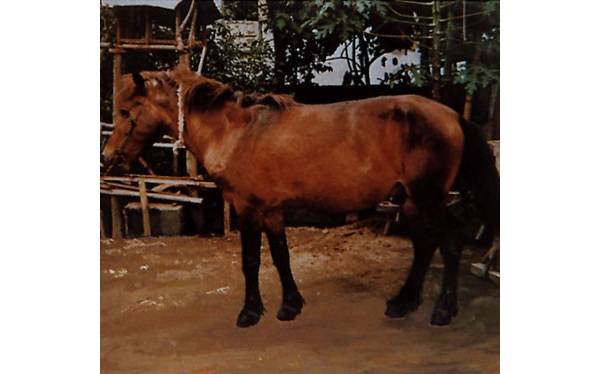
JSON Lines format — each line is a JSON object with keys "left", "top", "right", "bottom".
{"left": 276, "top": 304, "right": 302, "bottom": 321}
{"left": 236, "top": 308, "right": 264, "bottom": 328}
{"left": 385, "top": 296, "right": 421, "bottom": 318}
{"left": 430, "top": 305, "right": 457, "bottom": 326}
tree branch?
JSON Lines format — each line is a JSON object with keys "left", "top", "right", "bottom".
{"left": 395, "top": 0, "right": 434, "bottom": 6}
{"left": 441, "top": 11, "right": 494, "bottom": 23}
{"left": 364, "top": 30, "right": 433, "bottom": 40}
{"left": 382, "top": 15, "right": 434, "bottom": 28}
{"left": 438, "top": 0, "right": 461, "bottom": 9}
{"left": 386, "top": 5, "right": 433, "bottom": 20}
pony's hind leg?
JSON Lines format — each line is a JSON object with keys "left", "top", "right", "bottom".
{"left": 430, "top": 212, "right": 465, "bottom": 325}
{"left": 264, "top": 211, "right": 305, "bottom": 321}
{"left": 236, "top": 221, "right": 265, "bottom": 328}
{"left": 386, "top": 215, "right": 440, "bottom": 319}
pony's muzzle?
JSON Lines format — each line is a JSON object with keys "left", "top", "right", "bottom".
{"left": 101, "top": 151, "right": 128, "bottom": 175}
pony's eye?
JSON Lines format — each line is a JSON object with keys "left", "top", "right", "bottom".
{"left": 119, "top": 109, "right": 130, "bottom": 118}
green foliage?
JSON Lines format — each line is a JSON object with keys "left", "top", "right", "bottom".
{"left": 379, "top": 0, "right": 499, "bottom": 97}
{"left": 453, "top": 63, "right": 499, "bottom": 95}
{"left": 384, "top": 63, "right": 431, "bottom": 88}
{"left": 267, "top": 0, "right": 389, "bottom": 86}
{"left": 200, "top": 19, "right": 276, "bottom": 93}
{"left": 199, "top": 2, "right": 275, "bottom": 92}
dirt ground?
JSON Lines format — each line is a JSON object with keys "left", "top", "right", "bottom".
{"left": 101, "top": 218, "right": 499, "bottom": 373}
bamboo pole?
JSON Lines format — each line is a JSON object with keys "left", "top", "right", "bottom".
{"left": 431, "top": 0, "right": 442, "bottom": 102}
{"left": 101, "top": 175, "right": 217, "bottom": 188}
{"left": 100, "top": 188, "right": 204, "bottom": 204}
{"left": 197, "top": 44, "right": 208, "bottom": 74}
{"left": 138, "top": 178, "right": 152, "bottom": 237}
{"left": 223, "top": 201, "right": 231, "bottom": 233}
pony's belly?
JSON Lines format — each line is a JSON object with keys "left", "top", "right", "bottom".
{"left": 280, "top": 184, "right": 392, "bottom": 214}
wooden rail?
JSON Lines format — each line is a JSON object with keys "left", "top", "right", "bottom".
{"left": 100, "top": 174, "right": 233, "bottom": 238}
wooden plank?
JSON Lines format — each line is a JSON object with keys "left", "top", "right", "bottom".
{"left": 103, "top": 181, "right": 139, "bottom": 191}
{"left": 138, "top": 178, "right": 152, "bottom": 237}
{"left": 470, "top": 263, "right": 500, "bottom": 286}
{"left": 101, "top": 187, "right": 204, "bottom": 204}
{"left": 110, "top": 196, "right": 122, "bottom": 239}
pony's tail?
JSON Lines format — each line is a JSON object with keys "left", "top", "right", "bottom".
{"left": 456, "top": 118, "right": 500, "bottom": 233}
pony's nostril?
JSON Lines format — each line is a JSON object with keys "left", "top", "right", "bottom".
{"left": 101, "top": 151, "right": 113, "bottom": 166}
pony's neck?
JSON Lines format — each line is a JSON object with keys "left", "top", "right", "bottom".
{"left": 182, "top": 105, "right": 246, "bottom": 176}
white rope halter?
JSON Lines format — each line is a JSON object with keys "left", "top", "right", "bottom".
{"left": 173, "top": 84, "right": 185, "bottom": 155}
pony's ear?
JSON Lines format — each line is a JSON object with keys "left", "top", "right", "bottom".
{"left": 132, "top": 72, "right": 147, "bottom": 96}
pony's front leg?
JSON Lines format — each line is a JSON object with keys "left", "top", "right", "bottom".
{"left": 236, "top": 222, "right": 265, "bottom": 328}
{"left": 264, "top": 211, "right": 305, "bottom": 321}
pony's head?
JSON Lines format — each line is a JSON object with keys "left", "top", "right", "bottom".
{"left": 102, "top": 71, "right": 179, "bottom": 174}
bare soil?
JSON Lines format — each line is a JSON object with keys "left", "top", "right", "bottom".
{"left": 101, "top": 218, "right": 499, "bottom": 373}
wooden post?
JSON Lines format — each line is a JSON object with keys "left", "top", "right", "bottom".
{"left": 175, "top": 8, "right": 190, "bottom": 69}
{"left": 186, "top": 151, "right": 198, "bottom": 177}
{"left": 223, "top": 202, "right": 231, "bottom": 233}
{"left": 100, "top": 210, "right": 106, "bottom": 239}
{"left": 173, "top": 149, "right": 180, "bottom": 176}
{"left": 345, "top": 212, "right": 359, "bottom": 223}
{"left": 110, "top": 196, "right": 122, "bottom": 239}
{"left": 112, "top": 50, "right": 124, "bottom": 122}
{"left": 138, "top": 178, "right": 152, "bottom": 237}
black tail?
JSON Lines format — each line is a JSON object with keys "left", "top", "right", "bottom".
{"left": 456, "top": 118, "right": 500, "bottom": 233}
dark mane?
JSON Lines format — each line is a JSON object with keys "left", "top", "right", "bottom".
{"left": 237, "top": 92, "right": 296, "bottom": 111}
{"left": 180, "top": 74, "right": 235, "bottom": 111}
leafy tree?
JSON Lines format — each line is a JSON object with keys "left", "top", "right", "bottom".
{"left": 376, "top": 0, "right": 499, "bottom": 104}
{"left": 199, "top": 3, "right": 276, "bottom": 93}
{"left": 266, "top": 0, "right": 390, "bottom": 88}
{"left": 266, "top": 0, "right": 499, "bottom": 112}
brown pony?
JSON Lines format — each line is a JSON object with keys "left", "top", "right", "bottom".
{"left": 102, "top": 67, "right": 500, "bottom": 328}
